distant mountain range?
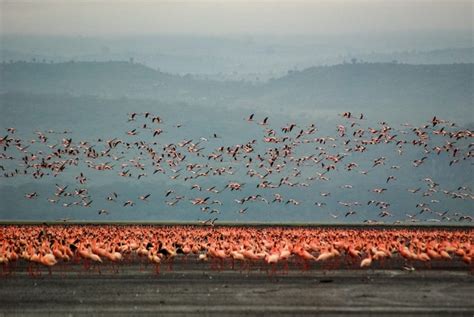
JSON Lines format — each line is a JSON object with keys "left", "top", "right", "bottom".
{"left": 2, "top": 60, "right": 472, "bottom": 111}
{"left": 2, "top": 35, "right": 472, "bottom": 79}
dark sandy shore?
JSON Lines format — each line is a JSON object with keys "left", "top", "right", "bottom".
{"left": 0, "top": 260, "right": 473, "bottom": 316}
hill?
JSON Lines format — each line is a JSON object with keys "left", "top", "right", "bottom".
{"left": 0, "top": 61, "right": 249, "bottom": 103}
{"left": 261, "top": 63, "right": 473, "bottom": 109}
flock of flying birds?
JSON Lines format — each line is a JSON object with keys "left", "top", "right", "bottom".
{"left": 1, "top": 111, "right": 473, "bottom": 224}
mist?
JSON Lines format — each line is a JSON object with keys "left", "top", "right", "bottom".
{"left": 2, "top": 1, "right": 471, "bottom": 36}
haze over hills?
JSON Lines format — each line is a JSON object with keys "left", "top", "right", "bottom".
{"left": 1, "top": 61, "right": 472, "bottom": 123}
{"left": 1, "top": 33, "right": 473, "bottom": 80}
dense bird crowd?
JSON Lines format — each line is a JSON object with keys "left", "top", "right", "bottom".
{"left": 0, "top": 112, "right": 473, "bottom": 224}
{"left": 0, "top": 225, "right": 472, "bottom": 275}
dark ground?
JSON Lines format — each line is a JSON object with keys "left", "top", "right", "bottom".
{"left": 0, "top": 259, "right": 473, "bottom": 316}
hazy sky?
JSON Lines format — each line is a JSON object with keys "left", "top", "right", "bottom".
{"left": 1, "top": 0, "right": 472, "bottom": 36}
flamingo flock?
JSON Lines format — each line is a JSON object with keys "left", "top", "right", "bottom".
{"left": 0, "top": 225, "right": 472, "bottom": 275}
{"left": 0, "top": 111, "right": 472, "bottom": 223}
{"left": 0, "top": 111, "right": 473, "bottom": 275}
